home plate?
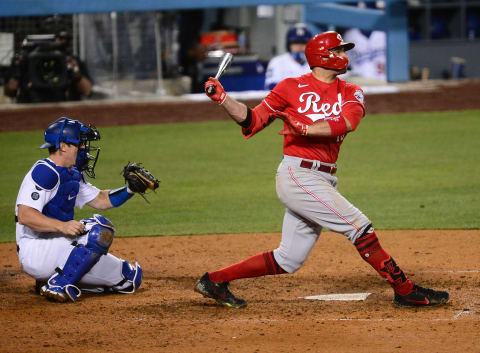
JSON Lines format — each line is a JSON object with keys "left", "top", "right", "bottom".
{"left": 301, "top": 293, "right": 372, "bottom": 301}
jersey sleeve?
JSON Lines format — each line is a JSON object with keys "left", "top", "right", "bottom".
{"left": 342, "top": 84, "right": 366, "bottom": 131}
{"left": 15, "top": 162, "right": 58, "bottom": 214}
{"left": 241, "top": 104, "right": 275, "bottom": 139}
{"left": 263, "top": 79, "right": 290, "bottom": 112}
{"left": 343, "top": 84, "right": 365, "bottom": 113}
{"left": 241, "top": 80, "right": 290, "bottom": 139}
{"left": 75, "top": 176, "right": 100, "bottom": 209}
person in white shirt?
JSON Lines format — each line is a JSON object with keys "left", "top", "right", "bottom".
{"left": 15, "top": 117, "right": 142, "bottom": 302}
{"left": 264, "top": 23, "right": 313, "bottom": 90}
{"left": 342, "top": 28, "right": 387, "bottom": 81}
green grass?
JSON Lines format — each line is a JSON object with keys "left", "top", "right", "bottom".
{"left": 1, "top": 110, "right": 479, "bottom": 242}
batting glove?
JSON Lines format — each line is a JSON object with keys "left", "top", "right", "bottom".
{"left": 205, "top": 77, "right": 227, "bottom": 105}
{"left": 271, "top": 111, "right": 309, "bottom": 136}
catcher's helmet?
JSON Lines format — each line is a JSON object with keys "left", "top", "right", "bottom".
{"left": 286, "top": 24, "right": 313, "bottom": 50}
{"left": 305, "top": 31, "right": 355, "bottom": 70}
{"left": 40, "top": 117, "right": 88, "bottom": 149}
{"left": 40, "top": 117, "right": 101, "bottom": 178}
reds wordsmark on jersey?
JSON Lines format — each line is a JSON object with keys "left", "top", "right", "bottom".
{"left": 262, "top": 73, "right": 365, "bottom": 163}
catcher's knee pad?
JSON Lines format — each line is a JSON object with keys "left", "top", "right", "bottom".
{"left": 111, "top": 261, "right": 143, "bottom": 294}
{"left": 81, "top": 214, "right": 115, "bottom": 254}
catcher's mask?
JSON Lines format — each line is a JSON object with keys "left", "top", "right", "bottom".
{"left": 40, "top": 117, "right": 101, "bottom": 178}
{"left": 305, "top": 31, "right": 354, "bottom": 70}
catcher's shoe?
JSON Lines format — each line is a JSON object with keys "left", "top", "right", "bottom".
{"left": 40, "top": 283, "right": 81, "bottom": 303}
{"left": 35, "top": 280, "right": 46, "bottom": 295}
{"left": 194, "top": 272, "right": 247, "bottom": 308}
{"left": 393, "top": 284, "right": 449, "bottom": 307}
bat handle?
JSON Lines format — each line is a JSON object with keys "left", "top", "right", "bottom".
{"left": 206, "top": 85, "right": 216, "bottom": 96}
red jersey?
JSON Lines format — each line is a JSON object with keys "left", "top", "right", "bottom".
{"left": 243, "top": 73, "right": 365, "bottom": 163}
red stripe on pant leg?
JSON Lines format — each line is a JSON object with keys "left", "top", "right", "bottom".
{"left": 354, "top": 231, "right": 414, "bottom": 295}
{"left": 209, "top": 251, "right": 285, "bottom": 283}
{"left": 288, "top": 167, "right": 361, "bottom": 233}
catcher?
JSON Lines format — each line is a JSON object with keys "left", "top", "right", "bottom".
{"left": 15, "top": 117, "right": 159, "bottom": 302}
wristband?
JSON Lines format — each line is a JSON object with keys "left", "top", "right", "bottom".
{"left": 327, "top": 117, "right": 348, "bottom": 137}
{"left": 109, "top": 186, "right": 134, "bottom": 207}
{"left": 238, "top": 107, "right": 252, "bottom": 128}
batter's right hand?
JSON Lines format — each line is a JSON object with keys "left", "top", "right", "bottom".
{"left": 59, "top": 220, "right": 86, "bottom": 237}
{"left": 271, "top": 111, "right": 309, "bottom": 136}
{"left": 205, "top": 77, "right": 227, "bottom": 105}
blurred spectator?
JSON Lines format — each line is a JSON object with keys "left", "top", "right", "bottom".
{"left": 341, "top": 2, "right": 387, "bottom": 81}
{"left": 342, "top": 28, "right": 387, "bottom": 81}
{"left": 4, "top": 16, "right": 92, "bottom": 103}
{"left": 467, "top": 12, "right": 480, "bottom": 40}
{"left": 264, "top": 23, "right": 313, "bottom": 90}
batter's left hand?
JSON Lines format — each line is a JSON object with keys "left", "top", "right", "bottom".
{"left": 205, "top": 77, "right": 227, "bottom": 105}
{"left": 271, "top": 111, "right": 309, "bottom": 136}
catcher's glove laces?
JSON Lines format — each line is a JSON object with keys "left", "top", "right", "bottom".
{"left": 122, "top": 162, "right": 160, "bottom": 203}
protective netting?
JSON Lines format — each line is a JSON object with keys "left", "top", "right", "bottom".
{"left": 0, "top": 12, "right": 186, "bottom": 99}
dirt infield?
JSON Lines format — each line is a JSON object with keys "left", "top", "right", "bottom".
{"left": 1, "top": 230, "right": 479, "bottom": 353}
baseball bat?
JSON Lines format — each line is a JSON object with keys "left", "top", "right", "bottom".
{"left": 206, "top": 53, "right": 233, "bottom": 96}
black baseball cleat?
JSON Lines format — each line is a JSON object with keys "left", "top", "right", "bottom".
{"left": 393, "top": 284, "right": 450, "bottom": 307}
{"left": 194, "top": 272, "right": 247, "bottom": 308}
{"left": 35, "top": 280, "right": 46, "bottom": 295}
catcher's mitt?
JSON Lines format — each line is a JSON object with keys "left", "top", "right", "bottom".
{"left": 123, "top": 162, "right": 160, "bottom": 202}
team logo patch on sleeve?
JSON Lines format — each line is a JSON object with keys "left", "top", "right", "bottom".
{"left": 354, "top": 90, "right": 364, "bottom": 103}
{"left": 31, "top": 192, "right": 40, "bottom": 200}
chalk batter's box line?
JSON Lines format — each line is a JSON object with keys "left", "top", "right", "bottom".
{"left": 232, "top": 313, "right": 480, "bottom": 324}
{"left": 422, "top": 270, "right": 480, "bottom": 273}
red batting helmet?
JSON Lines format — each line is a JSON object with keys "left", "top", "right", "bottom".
{"left": 305, "top": 31, "right": 355, "bottom": 70}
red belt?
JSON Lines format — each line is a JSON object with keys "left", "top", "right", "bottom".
{"left": 299, "top": 160, "right": 337, "bottom": 175}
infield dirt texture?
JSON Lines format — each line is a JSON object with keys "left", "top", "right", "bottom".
{"left": 1, "top": 80, "right": 479, "bottom": 352}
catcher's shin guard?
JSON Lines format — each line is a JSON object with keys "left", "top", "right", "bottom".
{"left": 40, "top": 243, "right": 100, "bottom": 302}
{"left": 41, "top": 216, "right": 115, "bottom": 302}
{"left": 111, "top": 261, "right": 143, "bottom": 294}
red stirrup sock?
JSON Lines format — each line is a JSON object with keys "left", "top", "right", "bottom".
{"left": 209, "top": 251, "right": 286, "bottom": 283}
{"left": 355, "top": 228, "right": 414, "bottom": 296}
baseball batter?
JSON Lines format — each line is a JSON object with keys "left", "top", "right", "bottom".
{"left": 195, "top": 31, "right": 450, "bottom": 308}
{"left": 15, "top": 117, "right": 144, "bottom": 302}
